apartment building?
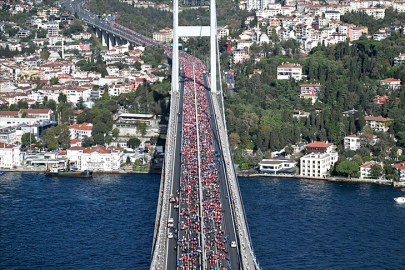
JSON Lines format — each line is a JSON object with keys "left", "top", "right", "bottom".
{"left": 277, "top": 62, "right": 302, "bottom": 80}
{"left": 67, "top": 145, "right": 124, "bottom": 171}
{"left": 68, "top": 123, "right": 93, "bottom": 140}
{"left": 393, "top": 162, "right": 405, "bottom": 181}
{"left": 360, "top": 161, "right": 383, "bottom": 179}
{"left": 364, "top": 116, "right": 393, "bottom": 132}
{"left": 300, "top": 152, "right": 338, "bottom": 178}
{"left": 380, "top": 78, "right": 401, "bottom": 90}
{"left": 0, "top": 143, "right": 20, "bottom": 168}
{"left": 153, "top": 28, "right": 173, "bottom": 43}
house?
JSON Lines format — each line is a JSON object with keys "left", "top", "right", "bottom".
{"left": 344, "top": 134, "right": 361, "bottom": 150}
{"left": 258, "top": 159, "right": 296, "bottom": 175}
{"left": 393, "top": 162, "right": 405, "bottom": 182}
{"left": 0, "top": 143, "right": 20, "bottom": 168}
{"left": 360, "top": 161, "right": 383, "bottom": 179}
{"left": 19, "top": 109, "right": 52, "bottom": 121}
{"left": 68, "top": 123, "right": 93, "bottom": 140}
{"left": 277, "top": 62, "right": 302, "bottom": 80}
{"left": 305, "top": 141, "right": 334, "bottom": 154}
{"left": 364, "top": 116, "right": 393, "bottom": 132}
{"left": 66, "top": 145, "right": 124, "bottom": 171}
{"left": 380, "top": 78, "right": 401, "bottom": 90}
{"left": 373, "top": 95, "right": 389, "bottom": 105}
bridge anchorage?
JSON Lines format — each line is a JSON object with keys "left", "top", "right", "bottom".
{"left": 150, "top": 0, "right": 260, "bottom": 269}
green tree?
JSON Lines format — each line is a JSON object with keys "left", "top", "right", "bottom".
{"left": 55, "top": 124, "right": 71, "bottom": 149}
{"left": 50, "top": 77, "right": 59, "bottom": 86}
{"left": 127, "top": 137, "right": 141, "bottom": 148}
{"left": 336, "top": 160, "right": 360, "bottom": 179}
{"left": 112, "top": 128, "right": 120, "bottom": 138}
{"left": 21, "top": 133, "right": 37, "bottom": 146}
{"left": 370, "top": 163, "right": 382, "bottom": 179}
{"left": 58, "top": 93, "right": 67, "bottom": 103}
{"left": 82, "top": 136, "right": 93, "bottom": 147}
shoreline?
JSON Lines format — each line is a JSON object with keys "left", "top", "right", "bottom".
{"left": 4, "top": 168, "right": 403, "bottom": 186}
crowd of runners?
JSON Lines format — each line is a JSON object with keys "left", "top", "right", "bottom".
{"left": 100, "top": 19, "right": 235, "bottom": 270}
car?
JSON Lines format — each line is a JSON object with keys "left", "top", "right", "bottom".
{"left": 168, "top": 232, "right": 173, "bottom": 239}
{"left": 231, "top": 241, "right": 237, "bottom": 248}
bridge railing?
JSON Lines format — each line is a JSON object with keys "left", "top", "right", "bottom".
{"left": 210, "top": 90, "right": 260, "bottom": 270}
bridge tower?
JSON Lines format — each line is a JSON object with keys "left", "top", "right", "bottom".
{"left": 172, "top": 0, "right": 217, "bottom": 94}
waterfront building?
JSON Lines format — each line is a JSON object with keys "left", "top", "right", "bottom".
{"left": 360, "top": 161, "right": 383, "bottom": 179}
{"left": 258, "top": 159, "right": 296, "bottom": 175}
{"left": 393, "top": 162, "right": 405, "bottom": 182}
{"left": 67, "top": 145, "right": 124, "bottom": 171}
{"left": 300, "top": 151, "right": 338, "bottom": 178}
{"left": 0, "top": 143, "right": 20, "bottom": 168}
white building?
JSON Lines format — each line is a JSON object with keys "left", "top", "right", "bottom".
{"left": 68, "top": 123, "right": 93, "bottom": 140}
{"left": 277, "top": 62, "right": 302, "bottom": 80}
{"left": 394, "top": 162, "right": 405, "bottom": 182}
{"left": 360, "top": 161, "right": 383, "bottom": 179}
{"left": 247, "top": 0, "right": 275, "bottom": 10}
{"left": 344, "top": 134, "right": 361, "bottom": 150}
{"left": 364, "top": 116, "right": 393, "bottom": 132}
{"left": 380, "top": 78, "right": 401, "bottom": 90}
{"left": 0, "top": 143, "right": 20, "bottom": 168}
{"left": 300, "top": 152, "right": 338, "bottom": 178}
{"left": 258, "top": 159, "right": 296, "bottom": 175}
{"left": 67, "top": 145, "right": 124, "bottom": 171}
{"left": 324, "top": 10, "right": 340, "bottom": 21}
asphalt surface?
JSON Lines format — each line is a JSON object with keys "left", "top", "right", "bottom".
{"left": 62, "top": 1, "right": 243, "bottom": 268}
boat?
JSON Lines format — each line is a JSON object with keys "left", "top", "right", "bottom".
{"left": 0, "top": 171, "right": 5, "bottom": 175}
{"left": 45, "top": 167, "right": 92, "bottom": 178}
{"left": 394, "top": 197, "right": 405, "bottom": 203}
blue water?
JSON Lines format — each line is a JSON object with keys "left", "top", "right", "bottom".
{"left": 1, "top": 174, "right": 405, "bottom": 269}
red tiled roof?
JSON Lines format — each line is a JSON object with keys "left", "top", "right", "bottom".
{"left": 0, "top": 143, "right": 17, "bottom": 148}
{"left": 0, "top": 111, "right": 18, "bottom": 116}
{"left": 364, "top": 116, "right": 393, "bottom": 122}
{"left": 306, "top": 142, "right": 333, "bottom": 148}
{"left": 394, "top": 163, "right": 405, "bottom": 170}
{"left": 277, "top": 62, "right": 302, "bottom": 68}
{"left": 19, "top": 109, "right": 51, "bottom": 114}
{"left": 361, "top": 161, "right": 382, "bottom": 168}
{"left": 70, "top": 139, "right": 82, "bottom": 144}
{"left": 68, "top": 123, "right": 93, "bottom": 130}
{"left": 381, "top": 78, "right": 400, "bottom": 82}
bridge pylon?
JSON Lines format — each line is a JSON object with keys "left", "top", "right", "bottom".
{"left": 172, "top": 0, "right": 217, "bottom": 94}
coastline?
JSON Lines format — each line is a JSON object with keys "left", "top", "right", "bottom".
{"left": 4, "top": 168, "right": 402, "bottom": 186}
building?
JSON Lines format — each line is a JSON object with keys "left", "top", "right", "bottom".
{"left": 300, "top": 152, "right": 338, "bottom": 178}
{"left": 364, "top": 116, "right": 393, "bottom": 132}
{"left": 277, "top": 62, "right": 302, "bottom": 80}
{"left": 68, "top": 123, "right": 93, "bottom": 140}
{"left": 360, "top": 161, "right": 383, "bottom": 179}
{"left": 0, "top": 127, "right": 17, "bottom": 144}
{"left": 305, "top": 141, "right": 334, "bottom": 154}
{"left": 0, "top": 143, "right": 20, "bottom": 168}
{"left": 373, "top": 95, "right": 389, "bottom": 105}
{"left": 153, "top": 28, "right": 173, "bottom": 43}
{"left": 394, "top": 53, "right": 405, "bottom": 66}
{"left": 300, "top": 83, "right": 321, "bottom": 95}
{"left": 19, "top": 109, "right": 52, "bottom": 121}
{"left": 344, "top": 134, "right": 361, "bottom": 150}
{"left": 393, "top": 162, "right": 405, "bottom": 182}
{"left": 324, "top": 10, "right": 340, "bottom": 21}
{"left": 67, "top": 145, "right": 124, "bottom": 171}
{"left": 258, "top": 159, "right": 296, "bottom": 175}
{"left": 247, "top": 0, "right": 275, "bottom": 10}
{"left": 380, "top": 78, "right": 401, "bottom": 90}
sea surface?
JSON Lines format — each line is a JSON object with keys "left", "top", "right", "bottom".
{"left": 1, "top": 173, "right": 405, "bottom": 269}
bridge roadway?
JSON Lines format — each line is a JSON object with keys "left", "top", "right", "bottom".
{"left": 165, "top": 70, "right": 240, "bottom": 269}
{"left": 62, "top": 1, "right": 258, "bottom": 268}
{"left": 60, "top": 0, "right": 151, "bottom": 47}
